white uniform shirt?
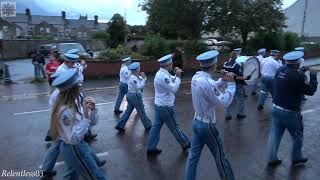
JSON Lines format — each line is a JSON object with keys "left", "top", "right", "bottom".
{"left": 154, "top": 68, "right": 181, "bottom": 107}
{"left": 119, "top": 65, "right": 131, "bottom": 84}
{"left": 56, "top": 62, "right": 84, "bottom": 83}
{"left": 128, "top": 74, "right": 146, "bottom": 92}
{"left": 191, "top": 71, "right": 236, "bottom": 123}
{"left": 49, "top": 89, "right": 98, "bottom": 126}
{"left": 256, "top": 55, "right": 265, "bottom": 69}
{"left": 261, "top": 56, "right": 280, "bottom": 77}
{"left": 57, "top": 104, "right": 98, "bottom": 145}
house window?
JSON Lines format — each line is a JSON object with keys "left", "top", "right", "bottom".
{"left": 46, "top": 28, "right": 50, "bottom": 33}
{"left": 3, "top": 26, "right": 8, "bottom": 32}
{"left": 77, "top": 32, "right": 82, "bottom": 37}
{"left": 40, "top": 27, "right": 44, "bottom": 33}
{"left": 83, "top": 32, "right": 87, "bottom": 38}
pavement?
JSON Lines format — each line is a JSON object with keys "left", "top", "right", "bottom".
{"left": 0, "top": 58, "right": 320, "bottom": 180}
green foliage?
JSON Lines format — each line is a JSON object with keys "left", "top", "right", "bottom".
{"left": 249, "top": 31, "right": 300, "bottom": 51}
{"left": 302, "top": 42, "right": 320, "bottom": 51}
{"left": 140, "top": 34, "right": 170, "bottom": 59}
{"left": 32, "top": 35, "right": 54, "bottom": 40}
{"left": 183, "top": 40, "right": 208, "bottom": 58}
{"left": 142, "top": 0, "right": 210, "bottom": 39}
{"left": 98, "top": 49, "right": 120, "bottom": 61}
{"left": 212, "top": 0, "right": 285, "bottom": 46}
{"left": 107, "top": 14, "right": 125, "bottom": 48}
{"left": 91, "top": 31, "right": 110, "bottom": 47}
{"left": 283, "top": 32, "right": 300, "bottom": 50}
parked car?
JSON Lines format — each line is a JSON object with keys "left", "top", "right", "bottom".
{"left": 56, "top": 43, "right": 92, "bottom": 58}
{"left": 38, "top": 44, "right": 55, "bottom": 57}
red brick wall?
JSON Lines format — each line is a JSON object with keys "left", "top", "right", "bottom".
{"left": 84, "top": 49, "right": 320, "bottom": 78}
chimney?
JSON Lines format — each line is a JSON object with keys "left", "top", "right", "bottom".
{"left": 94, "top": 15, "right": 98, "bottom": 24}
{"left": 25, "top": 8, "right": 31, "bottom": 16}
{"left": 61, "top": 11, "right": 66, "bottom": 20}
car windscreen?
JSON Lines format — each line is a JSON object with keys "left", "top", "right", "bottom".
{"left": 58, "top": 44, "right": 86, "bottom": 54}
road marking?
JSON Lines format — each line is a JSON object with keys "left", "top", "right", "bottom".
{"left": 301, "top": 107, "right": 320, "bottom": 115}
{"left": 39, "top": 151, "right": 109, "bottom": 168}
{"left": 1, "top": 80, "right": 191, "bottom": 100}
{"left": 13, "top": 97, "right": 155, "bottom": 116}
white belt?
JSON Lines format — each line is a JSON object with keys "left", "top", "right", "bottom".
{"left": 129, "top": 90, "right": 141, "bottom": 93}
{"left": 273, "top": 104, "right": 296, "bottom": 112}
{"left": 194, "top": 113, "right": 214, "bottom": 124}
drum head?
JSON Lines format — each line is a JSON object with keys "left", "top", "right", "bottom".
{"left": 240, "top": 56, "right": 260, "bottom": 85}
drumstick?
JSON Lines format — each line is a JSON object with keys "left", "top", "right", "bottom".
{"left": 249, "top": 69, "right": 256, "bottom": 76}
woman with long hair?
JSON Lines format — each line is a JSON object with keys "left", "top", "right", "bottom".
{"left": 50, "top": 69, "right": 106, "bottom": 180}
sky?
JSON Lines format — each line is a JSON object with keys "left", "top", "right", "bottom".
{"left": 15, "top": 0, "right": 298, "bottom": 25}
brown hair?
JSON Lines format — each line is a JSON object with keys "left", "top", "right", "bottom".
{"left": 50, "top": 86, "right": 80, "bottom": 140}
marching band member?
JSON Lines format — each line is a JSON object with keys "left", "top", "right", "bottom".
{"left": 115, "top": 62, "right": 152, "bottom": 131}
{"left": 295, "top": 47, "right": 308, "bottom": 102}
{"left": 186, "top": 50, "right": 236, "bottom": 180}
{"left": 257, "top": 50, "right": 281, "bottom": 111}
{"left": 114, "top": 57, "right": 131, "bottom": 114}
{"left": 251, "top": 48, "right": 266, "bottom": 95}
{"left": 223, "top": 51, "right": 251, "bottom": 120}
{"left": 49, "top": 69, "right": 106, "bottom": 179}
{"left": 267, "top": 51, "right": 318, "bottom": 167}
{"left": 147, "top": 54, "right": 190, "bottom": 155}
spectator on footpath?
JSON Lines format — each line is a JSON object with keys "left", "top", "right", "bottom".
{"left": 32, "top": 50, "right": 46, "bottom": 80}
{"left": 45, "top": 52, "right": 61, "bottom": 88}
{"left": 172, "top": 47, "right": 184, "bottom": 69}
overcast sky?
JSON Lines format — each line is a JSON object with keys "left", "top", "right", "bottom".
{"left": 16, "top": 0, "right": 298, "bottom": 25}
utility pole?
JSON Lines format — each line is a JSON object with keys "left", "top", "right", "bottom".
{"left": 301, "top": 0, "right": 308, "bottom": 41}
{"left": 124, "top": 9, "right": 127, "bottom": 46}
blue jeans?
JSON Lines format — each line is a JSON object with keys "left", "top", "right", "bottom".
{"left": 258, "top": 76, "right": 273, "bottom": 106}
{"left": 116, "top": 92, "right": 152, "bottom": 129}
{"left": 267, "top": 107, "right": 304, "bottom": 162}
{"left": 114, "top": 82, "right": 128, "bottom": 111}
{"left": 186, "top": 118, "right": 235, "bottom": 180}
{"left": 61, "top": 140, "right": 107, "bottom": 180}
{"left": 251, "top": 79, "right": 260, "bottom": 94}
{"left": 42, "top": 140, "right": 102, "bottom": 173}
{"left": 225, "top": 84, "right": 245, "bottom": 116}
{"left": 34, "top": 64, "right": 41, "bottom": 79}
{"left": 147, "top": 105, "right": 190, "bottom": 150}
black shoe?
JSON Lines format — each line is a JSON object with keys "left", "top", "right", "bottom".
{"left": 251, "top": 92, "right": 257, "bottom": 96}
{"left": 225, "top": 116, "right": 232, "bottom": 120}
{"left": 41, "top": 170, "right": 57, "bottom": 178}
{"left": 97, "top": 160, "right": 106, "bottom": 167}
{"left": 145, "top": 126, "right": 152, "bottom": 132}
{"left": 115, "top": 126, "right": 125, "bottom": 132}
{"left": 267, "top": 159, "right": 282, "bottom": 168}
{"left": 89, "top": 134, "right": 98, "bottom": 140}
{"left": 147, "top": 149, "right": 162, "bottom": 155}
{"left": 45, "top": 136, "right": 52, "bottom": 142}
{"left": 84, "top": 135, "right": 91, "bottom": 143}
{"left": 292, "top": 158, "right": 308, "bottom": 167}
{"left": 183, "top": 143, "right": 191, "bottom": 151}
{"left": 257, "top": 105, "right": 264, "bottom": 111}
{"left": 114, "top": 110, "right": 123, "bottom": 114}
{"left": 236, "top": 114, "right": 246, "bottom": 119}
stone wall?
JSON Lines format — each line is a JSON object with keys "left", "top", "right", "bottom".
{"left": 0, "top": 39, "right": 106, "bottom": 60}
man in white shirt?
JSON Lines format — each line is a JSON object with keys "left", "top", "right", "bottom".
{"left": 257, "top": 50, "right": 281, "bottom": 110}
{"left": 115, "top": 62, "right": 152, "bottom": 131}
{"left": 251, "top": 48, "right": 266, "bottom": 95}
{"left": 147, "top": 54, "right": 190, "bottom": 155}
{"left": 114, "top": 57, "right": 131, "bottom": 114}
{"left": 185, "top": 50, "right": 236, "bottom": 180}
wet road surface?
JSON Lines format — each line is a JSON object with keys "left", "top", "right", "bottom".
{"left": 0, "top": 59, "right": 320, "bottom": 180}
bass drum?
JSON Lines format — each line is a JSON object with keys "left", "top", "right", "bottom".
{"left": 236, "top": 56, "right": 261, "bottom": 85}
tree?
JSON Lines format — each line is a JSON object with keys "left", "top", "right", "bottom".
{"left": 107, "top": 13, "right": 125, "bottom": 48}
{"left": 208, "top": 0, "right": 286, "bottom": 46}
{"left": 142, "top": 0, "right": 212, "bottom": 39}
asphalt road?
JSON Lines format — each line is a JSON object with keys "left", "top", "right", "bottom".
{"left": 0, "top": 58, "right": 320, "bottom": 180}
